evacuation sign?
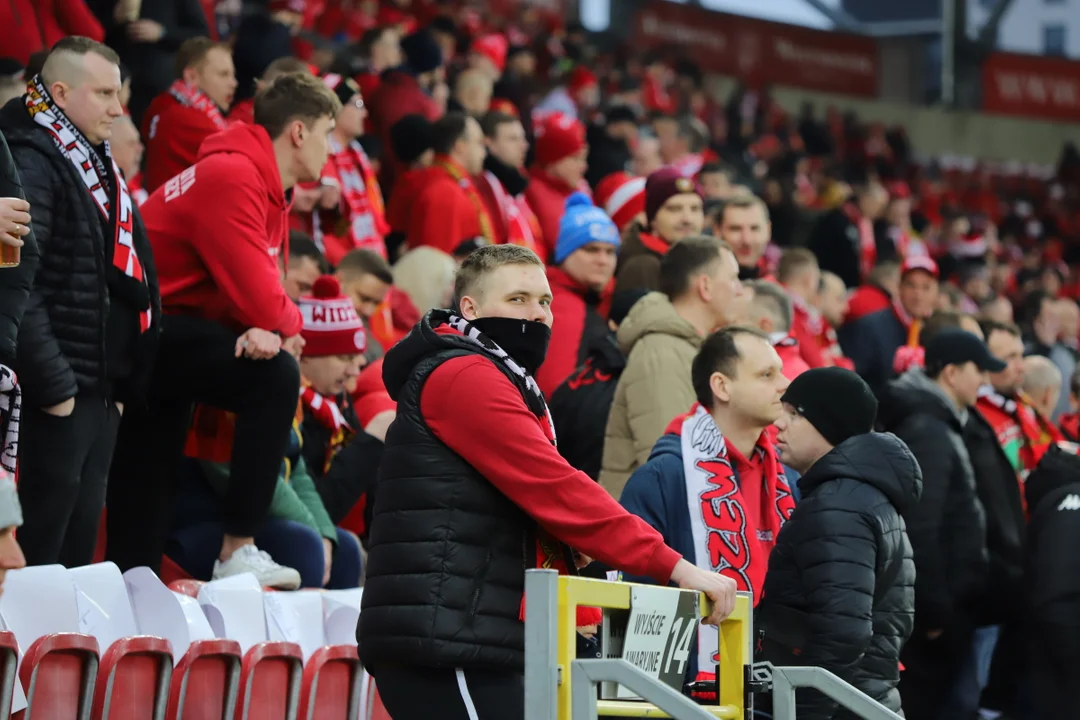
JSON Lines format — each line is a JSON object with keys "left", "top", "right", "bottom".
{"left": 616, "top": 586, "right": 700, "bottom": 699}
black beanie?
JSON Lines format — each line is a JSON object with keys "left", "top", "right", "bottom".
{"left": 390, "top": 114, "right": 434, "bottom": 165}
{"left": 401, "top": 29, "right": 443, "bottom": 76}
{"left": 781, "top": 367, "right": 877, "bottom": 447}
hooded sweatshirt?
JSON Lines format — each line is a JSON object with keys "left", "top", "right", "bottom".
{"left": 599, "top": 292, "right": 701, "bottom": 499}
{"left": 142, "top": 123, "right": 302, "bottom": 337}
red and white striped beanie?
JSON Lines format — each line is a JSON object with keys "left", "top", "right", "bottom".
{"left": 594, "top": 172, "right": 646, "bottom": 231}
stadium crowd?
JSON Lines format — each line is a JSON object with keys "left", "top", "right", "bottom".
{"left": 1, "top": 0, "right": 1080, "bottom": 718}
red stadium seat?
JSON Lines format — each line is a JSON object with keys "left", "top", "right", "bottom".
{"left": 19, "top": 633, "right": 99, "bottom": 720}
{"left": 234, "top": 642, "right": 302, "bottom": 720}
{"left": 297, "top": 645, "right": 360, "bottom": 720}
{"left": 166, "top": 580, "right": 204, "bottom": 599}
{"left": 92, "top": 636, "right": 173, "bottom": 720}
{"left": 166, "top": 639, "right": 241, "bottom": 720}
{"left": 0, "top": 630, "right": 18, "bottom": 720}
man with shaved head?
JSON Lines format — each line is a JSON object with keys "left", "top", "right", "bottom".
{"left": 0, "top": 36, "right": 161, "bottom": 567}
{"left": 1023, "top": 355, "right": 1063, "bottom": 421}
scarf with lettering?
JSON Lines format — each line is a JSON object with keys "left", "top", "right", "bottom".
{"left": 317, "top": 135, "right": 389, "bottom": 258}
{"left": 438, "top": 311, "right": 601, "bottom": 627}
{"left": 26, "top": 75, "right": 151, "bottom": 333}
{"left": 0, "top": 365, "right": 20, "bottom": 474}
{"left": 168, "top": 80, "right": 227, "bottom": 130}
{"left": 434, "top": 157, "right": 496, "bottom": 246}
{"left": 482, "top": 170, "right": 541, "bottom": 255}
{"left": 681, "top": 404, "right": 794, "bottom": 677}
{"left": 977, "top": 387, "right": 1062, "bottom": 515}
{"left": 300, "top": 385, "right": 356, "bottom": 474}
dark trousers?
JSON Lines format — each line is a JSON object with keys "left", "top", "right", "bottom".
{"left": 372, "top": 665, "right": 524, "bottom": 720}
{"left": 106, "top": 316, "right": 300, "bottom": 572}
{"left": 1030, "top": 622, "right": 1080, "bottom": 720}
{"left": 17, "top": 394, "right": 121, "bottom": 567}
{"left": 898, "top": 626, "right": 972, "bottom": 720}
{"left": 167, "top": 519, "right": 362, "bottom": 589}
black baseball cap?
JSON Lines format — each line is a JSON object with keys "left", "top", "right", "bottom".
{"left": 924, "top": 329, "right": 1007, "bottom": 374}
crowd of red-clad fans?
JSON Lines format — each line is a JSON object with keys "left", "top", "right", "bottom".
{"left": 3, "top": 0, "right": 1080, "bottom": 718}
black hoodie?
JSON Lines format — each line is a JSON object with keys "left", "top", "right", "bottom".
{"left": 876, "top": 369, "right": 988, "bottom": 633}
{"left": 758, "top": 432, "right": 920, "bottom": 720}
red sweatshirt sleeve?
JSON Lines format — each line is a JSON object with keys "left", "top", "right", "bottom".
{"left": 421, "top": 355, "right": 683, "bottom": 583}
{"left": 191, "top": 162, "right": 303, "bottom": 336}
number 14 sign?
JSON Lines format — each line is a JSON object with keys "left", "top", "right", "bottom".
{"left": 615, "top": 586, "right": 700, "bottom": 699}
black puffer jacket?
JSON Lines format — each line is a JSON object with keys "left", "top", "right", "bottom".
{"left": 0, "top": 98, "right": 161, "bottom": 407}
{"left": 358, "top": 313, "right": 553, "bottom": 670}
{"left": 757, "top": 433, "right": 920, "bottom": 720}
{"left": 0, "top": 129, "right": 38, "bottom": 368}
{"left": 877, "top": 368, "right": 988, "bottom": 633}
{"left": 1025, "top": 446, "right": 1080, "bottom": 628}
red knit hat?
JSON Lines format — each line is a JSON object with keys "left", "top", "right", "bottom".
{"left": 471, "top": 34, "right": 508, "bottom": 73}
{"left": 567, "top": 66, "right": 597, "bottom": 98}
{"left": 594, "top": 172, "right": 646, "bottom": 231}
{"left": 299, "top": 276, "right": 368, "bottom": 357}
{"left": 533, "top": 113, "right": 586, "bottom": 168}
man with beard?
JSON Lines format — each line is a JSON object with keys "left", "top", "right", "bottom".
{"left": 620, "top": 327, "right": 795, "bottom": 690}
{"left": 714, "top": 195, "right": 772, "bottom": 281}
{"left": 359, "top": 244, "right": 737, "bottom": 720}
{"left": 474, "top": 111, "right": 542, "bottom": 255}
{"left": 615, "top": 167, "right": 705, "bottom": 294}
{"left": 142, "top": 37, "right": 237, "bottom": 194}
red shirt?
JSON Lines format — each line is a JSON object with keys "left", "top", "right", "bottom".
{"left": 422, "top": 353, "right": 683, "bottom": 583}
{"left": 789, "top": 300, "right": 829, "bottom": 369}
{"left": 141, "top": 123, "right": 302, "bottom": 336}
{"left": 227, "top": 98, "right": 255, "bottom": 126}
{"left": 407, "top": 158, "right": 488, "bottom": 255}
{"left": 774, "top": 337, "right": 812, "bottom": 381}
{"left": 142, "top": 92, "right": 224, "bottom": 195}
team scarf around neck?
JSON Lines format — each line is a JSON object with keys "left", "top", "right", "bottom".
{"left": 681, "top": 404, "right": 794, "bottom": 676}
{"left": 977, "top": 386, "right": 1061, "bottom": 477}
{"left": 435, "top": 157, "right": 496, "bottom": 246}
{"left": 890, "top": 297, "right": 925, "bottom": 374}
{"left": 168, "top": 80, "right": 227, "bottom": 130}
{"left": 438, "top": 312, "right": 603, "bottom": 625}
{"left": 26, "top": 75, "right": 151, "bottom": 333}
{"left": 319, "top": 135, "right": 389, "bottom": 257}
{"left": 788, "top": 292, "right": 823, "bottom": 337}
{"left": 299, "top": 385, "right": 356, "bottom": 474}
{"left": 0, "top": 365, "right": 20, "bottom": 474}
{"left": 482, "top": 170, "right": 540, "bottom": 255}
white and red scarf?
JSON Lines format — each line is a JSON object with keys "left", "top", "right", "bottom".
{"left": 681, "top": 404, "right": 794, "bottom": 676}
{"left": 300, "top": 385, "right": 355, "bottom": 474}
{"left": 482, "top": 170, "right": 540, "bottom": 255}
{"left": 168, "top": 79, "right": 227, "bottom": 130}
{"left": 890, "top": 299, "right": 924, "bottom": 374}
{"left": 26, "top": 75, "right": 151, "bottom": 332}
{"left": 316, "top": 136, "right": 388, "bottom": 257}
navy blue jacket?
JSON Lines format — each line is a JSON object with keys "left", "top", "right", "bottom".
{"left": 837, "top": 308, "right": 908, "bottom": 395}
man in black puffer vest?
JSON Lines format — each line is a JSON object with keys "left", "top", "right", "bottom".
{"left": 360, "top": 244, "right": 738, "bottom": 720}
{"left": 0, "top": 37, "right": 160, "bottom": 567}
{"left": 761, "top": 367, "right": 919, "bottom": 719}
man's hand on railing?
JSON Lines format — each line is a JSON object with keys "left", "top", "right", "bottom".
{"left": 669, "top": 559, "right": 737, "bottom": 625}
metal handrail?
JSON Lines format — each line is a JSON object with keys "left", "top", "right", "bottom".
{"left": 571, "top": 660, "right": 721, "bottom": 720}
{"left": 765, "top": 664, "right": 903, "bottom": 720}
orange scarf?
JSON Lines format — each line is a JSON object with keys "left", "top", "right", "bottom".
{"left": 435, "top": 156, "right": 496, "bottom": 245}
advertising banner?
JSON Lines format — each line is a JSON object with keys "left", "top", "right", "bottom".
{"left": 982, "top": 52, "right": 1080, "bottom": 124}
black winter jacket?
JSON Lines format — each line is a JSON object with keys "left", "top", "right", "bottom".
{"left": 1025, "top": 446, "right": 1080, "bottom": 629}
{"left": 549, "top": 332, "right": 626, "bottom": 480}
{"left": 877, "top": 368, "right": 988, "bottom": 633}
{"left": 808, "top": 203, "right": 898, "bottom": 290}
{"left": 0, "top": 99, "right": 161, "bottom": 408}
{"left": 0, "top": 129, "right": 38, "bottom": 368}
{"left": 837, "top": 307, "right": 907, "bottom": 396}
{"left": 757, "top": 433, "right": 920, "bottom": 720}
{"left": 963, "top": 408, "right": 1027, "bottom": 626}
{"left": 359, "top": 313, "right": 562, "bottom": 670}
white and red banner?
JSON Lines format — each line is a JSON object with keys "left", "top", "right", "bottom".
{"left": 633, "top": 1, "right": 879, "bottom": 98}
{"left": 982, "top": 52, "right": 1080, "bottom": 123}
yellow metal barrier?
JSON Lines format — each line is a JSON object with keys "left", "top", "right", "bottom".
{"left": 554, "top": 576, "right": 751, "bottom": 720}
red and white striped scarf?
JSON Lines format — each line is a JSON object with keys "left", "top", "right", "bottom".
{"left": 316, "top": 136, "right": 388, "bottom": 258}
{"left": 168, "top": 80, "right": 227, "bottom": 130}
{"left": 26, "top": 75, "right": 151, "bottom": 332}
{"left": 482, "top": 170, "right": 540, "bottom": 255}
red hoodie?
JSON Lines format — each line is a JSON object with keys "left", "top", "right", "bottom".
{"left": 142, "top": 90, "right": 227, "bottom": 195}
{"left": 536, "top": 266, "right": 612, "bottom": 398}
{"left": 141, "top": 123, "right": 302, "bottom": 337}
{"left": 0, "top": 0, "right": 103, "bottom": 65}
{"left": 227, "top": 98, "right": 255, "bottom": 126}
{"left": 526, "top": 169, "right": 588, "bottom": 263}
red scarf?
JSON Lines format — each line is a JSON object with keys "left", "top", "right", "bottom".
{"left": 300, "top": 386, "right": 356, "bottom": 475}
{"left": 482, "top": 170, "right": 541, "bottom": 255}
{"left": 978, "top": 390, "right": 1061, "bottom": 471}
{"left": 27, "top": 75, "right": 151, "bottom": 333}
{"left": 890, "top": 298, "right": 924, "bottom": 374}
{"left": 435, "top": 156, "right": 496, "bottom": 246}
{"left": 168, "top": 80, "right": 227, "bottom": 130}
{"left": 638, "top": 229, "right": 672, "bottom": 257}
{"left": 843, "top": 202, "right": 876, "bottom": 283}
{"left": 1060, "top": 412, "right": 1080, "bottom": 443}
{"left": 317, "top": 136, "right": 389, "bottom": 258}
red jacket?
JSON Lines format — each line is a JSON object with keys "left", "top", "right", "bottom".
{"left": 789, "top": 300, "right": 829, "bottom": 369}
{"left": 141, "top": 123, "right": 302, "bottom": 337}
{"left": 142, "top": 91, "right": 224, "bottom": 195}
{"left": 774, "top": 337, "right": 811, "bottom": 381}
{"left": 385, "top": 167, "right": 425, "bottom": 235}
{"left": 845, "top": 284, "right": 891, "bottom": 325}
{"left": 369, "top": 71, "right": 440, "bottom": 191}
{"left": 536, "top": 267, "right": 613, "bottom": 398}
{"left": 407, "top": 158, "right": 487, "bottom": 255}
{"left": 0, "top": 0, "right": 103, "bottom": 65}
{"left": 525, "top": 169, "right": 583, "bottom": 263}
{"left": 227, "top": 98, "right": 255, "bottom": 126}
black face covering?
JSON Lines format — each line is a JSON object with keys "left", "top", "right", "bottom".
{"left": 471, "top": 316, "right": 552, "bottom": 376}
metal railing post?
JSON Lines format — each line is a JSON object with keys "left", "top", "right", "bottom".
{"left": 570, "top": 662, "right": 599, "bottom": 720}
{"left": 524, "top": 569, "right": 559, "bottom": 720}
{"left": 770, "top": 665, "right": 797, "bottom": 720}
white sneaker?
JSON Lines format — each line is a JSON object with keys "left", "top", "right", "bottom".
{"left": 212, "top": 544, "right": 302, "bottom": 590}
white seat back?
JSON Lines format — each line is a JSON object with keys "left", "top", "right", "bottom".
{"left": 70, "top": 563, "right": 139, "bottom": 655}
{"left": 197, "top": 573, "right": 267, "bottom": 655}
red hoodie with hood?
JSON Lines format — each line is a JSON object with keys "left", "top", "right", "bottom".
{"left": 141, "top": 123, "right": 302, "bottom": 337}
